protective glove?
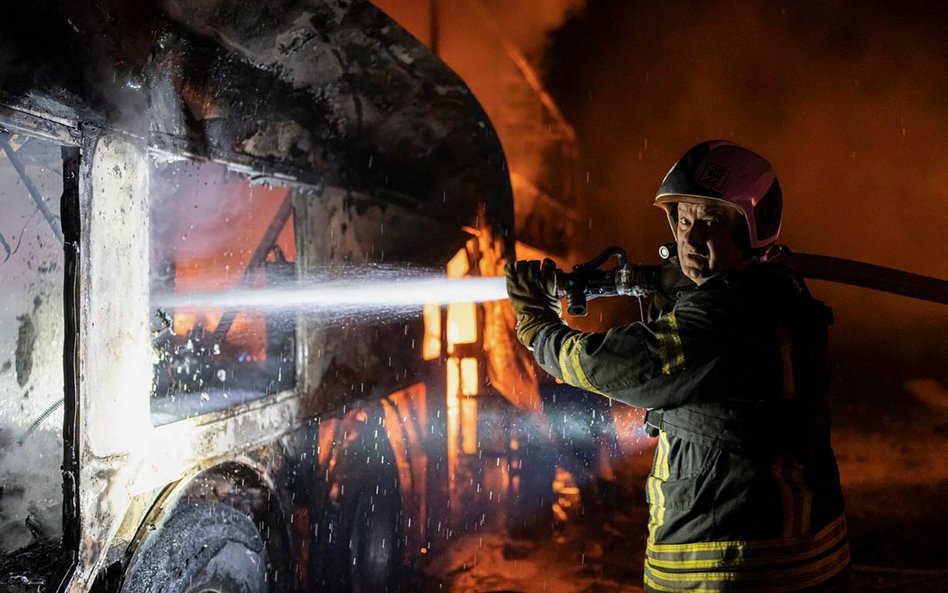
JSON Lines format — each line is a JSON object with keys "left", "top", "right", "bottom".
{"left": 504, "top": 258, "right": 563, "bottom": 349}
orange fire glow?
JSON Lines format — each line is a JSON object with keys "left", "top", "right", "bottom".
{"left": 446, "top": 247, "right": 470, "bottom": 278}
{"left": 460, "top": 357, "right": 478, "bottom": 396}
{"left": 440, "top": 240, "right": 488, "bottom": 519}
{"left": 446, "top": 355, "right": 460, "bottom": 513}
{"left": 446, "top": 357, "right": 460, "bottom": 406}
{"left": 170, "top": 183, "right": 294, "bottom": 362}
{"left": 380, "top": 383, "right": 429, "bottom": 557}
{"left": 446, "top": 302, "right": 477, "bottom": 350}
{"left": 461, "top": 397, "right": 478, "bottom": 454}
{"left": 445, "top": 245, "right": 478, "bottom": 349}
{"left": 422, "top": 304, "right": 442, "bottom": 360}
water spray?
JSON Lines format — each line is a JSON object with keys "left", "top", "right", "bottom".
{"left": 152, "top": 252, "right": 665, "bottom": 323}
{"left": 153, "top": 266, "right": 510, "bottom": 315}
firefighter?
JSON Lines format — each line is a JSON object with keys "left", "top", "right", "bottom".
{"left": 505, "top": 140, "right": 850, "bottom": 593}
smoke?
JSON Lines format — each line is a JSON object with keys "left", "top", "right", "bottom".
{"left": 544, "top": 0, "right": 948, "bottom": 381}
{"left": 474, "top": 0, "right": 585, "bottom": 59}
{"left": 372, "top": 0, "right": 584, "bottom": 59}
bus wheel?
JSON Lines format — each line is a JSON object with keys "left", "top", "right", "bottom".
{"left": 122, "top": 501, "right": 268, "bottom": 593}
{"left": 321, "top": 471, "right": 402, "bottom": 593}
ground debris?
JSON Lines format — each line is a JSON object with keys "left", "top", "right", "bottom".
{"left": 0, "top": 536, "right": 60, "bottom": 591}
{"left": 425, "top": 505, "right": 645, "bottom": 593}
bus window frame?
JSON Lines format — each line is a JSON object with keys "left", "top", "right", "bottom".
{"left": 146, "top": 155, "right": 303, "bottom": 425}
{"left": 0, "top": 103, "right": 83, "bottom": 588}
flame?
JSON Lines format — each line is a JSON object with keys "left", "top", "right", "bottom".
{"left": 446, "top": 246, "right": 470, "bottom": 277}
{"left": 422, "top": 303, "right": 442, "bottom": 360}
{"left": 460, "top": 357, "right": 479, "bottom": 396}
{"left": 445, "top": 244, "right": 478, "bottom": 350}
{"left": 446, "top": 302, "right": 477, "bottom": 349}
{"left": 446, "top": 356, "right": 460, "bottom": 512}
{"left": 461, "top": 397, "right": 478, "bottom": 454}
{"left": 446, "top": 357, "right": 460, "bottom": 406}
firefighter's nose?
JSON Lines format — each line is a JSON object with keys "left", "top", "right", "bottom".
{"left": 682, "top": 224, "right": 705, "bottom": 251}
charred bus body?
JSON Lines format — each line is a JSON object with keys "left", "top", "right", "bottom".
{"left": 0, "top": 1, "right": 581, "bottom": 591}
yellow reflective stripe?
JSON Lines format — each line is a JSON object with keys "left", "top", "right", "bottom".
{"left": 568, "top": 336, "right": 604, "bottom": 395}
{"left": 656, "top": 432, "right": 667, "bottom": 528}
{"left": 647, "top": 432, "right": 671, "bottom": 541}
{"left": 557, "top": 333, "right": 604, "bottom": 395}
{"left": 646, "top": 524, "right": 847, "bottom": 570}
{"left": 644, "top": 574, "right": 721, "bottom": 593}
{"left": 646, "top": 542, "right": 849, "bottom": 581}
{"left": 558, "top": 334, "right": 581, "bottom": 385}
{"left": 787, "top": 458, "right": 813, "bottom": 536}
{"left": 647, "top": 475, "right": 659, "bottom": 542}
{"left": 645, "top": 542, "right": 850, "bottom": 592}
{"left": 794, "top": 462, "right": 813, "bottom": 536}
{"left": 657, "top": 312, "right": 685, "bottom": 375}
{"left": 645, "top": 431, "right": 671, "bottom": 543}
{"left": 647, "top": 514, "right": 846, "bottom": 555}
{"left": 771, "top": 456, "right": 813, "bottom": 538}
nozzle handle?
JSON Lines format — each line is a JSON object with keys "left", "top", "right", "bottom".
{"left": 556, "top": 247, "right": 628, "bottom": 317}
{"left": 555, "top": 267, "right": 590, "bottom": 316}
{"left": 566, "top": 289, "right": 588, "bottom": 316}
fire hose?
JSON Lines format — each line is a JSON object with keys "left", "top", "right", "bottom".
{"left": 556, "top": 245, "right": 948, "bottom": 316}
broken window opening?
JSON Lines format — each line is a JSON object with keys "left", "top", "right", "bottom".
{"left": 0, "top": 131, "right": 66, "bottom": 557}
{"left": 0, "top": 132, "right": 64, "bottom": 248}
{"left": 149, "top": 158, "right": 297, "bottom": 425}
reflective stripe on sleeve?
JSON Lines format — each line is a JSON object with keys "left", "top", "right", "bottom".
{"left": 558, "top": 334, "right": 580, "bottom": 385}
{"left": 656, "top": 312, "right": 685, "bottom": 375}
{"left": 557, "top": 333, "right": 604, "bottom": 395}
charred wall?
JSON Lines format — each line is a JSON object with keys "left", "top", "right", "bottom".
{"left": 1, "top": 0, "right": 514, "bottom": 260}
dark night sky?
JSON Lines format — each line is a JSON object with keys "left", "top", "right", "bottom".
{"left": 543, "top": 0, "right": 948, "bottom": 395}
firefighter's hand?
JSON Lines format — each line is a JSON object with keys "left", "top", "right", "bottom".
{"left": 504, "top": 258, "right": 562, "bottom": 349}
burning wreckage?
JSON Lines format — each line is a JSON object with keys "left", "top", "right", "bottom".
{"left": 0, "top": 1, "right": 584, "bottom": 591}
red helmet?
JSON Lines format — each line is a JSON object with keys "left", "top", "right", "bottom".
{"left": 654, "top": 140, "right": 782, "bottom": 250}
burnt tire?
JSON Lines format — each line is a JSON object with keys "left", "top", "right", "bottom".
{"left": 319, "top": 471, "right": 402, "bottom": 593}
{"left": 122, "top": 501, "right": 268, "bottom": 593}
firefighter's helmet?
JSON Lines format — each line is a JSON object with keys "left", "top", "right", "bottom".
{"left": 654, "top": 140, "right": 782, "bottom": 250}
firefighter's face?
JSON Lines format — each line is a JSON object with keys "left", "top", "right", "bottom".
{"left": 675, "top": 201, "right": 749, "bottom": 285}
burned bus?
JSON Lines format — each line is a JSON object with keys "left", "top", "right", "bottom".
{"left": 0, "top": 0, "right": 583, "bottom": 591}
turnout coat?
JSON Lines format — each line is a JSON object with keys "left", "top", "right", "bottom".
{"left": 532, "top": 262, "right": 850, "bottom": 593}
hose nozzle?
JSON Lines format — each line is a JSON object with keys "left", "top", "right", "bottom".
{"left": 556, "top": 247, "right": 659, "bottom": 316}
